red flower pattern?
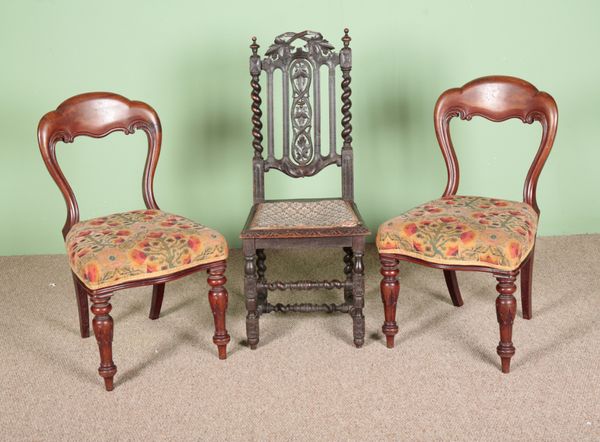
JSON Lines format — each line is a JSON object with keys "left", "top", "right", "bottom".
{"left": 130, "top": 249, "right": 147, "bottom": 265}
{"left": 84, "top": 263, "right": 99, "bottom": 283}
{"left": 460, "top": 231, "right": 476, "bottom": 243}
{"left": 403, "top": 223, "right": 418, "bottom": 236}
{"left": 188, "top": 236, "right": 202, "bottom": 252}
{"left": 508, "top": 241, "right": 521, "bottom": 259}
{"left": 446, "top": 245, "right": 459, "bottom": 256}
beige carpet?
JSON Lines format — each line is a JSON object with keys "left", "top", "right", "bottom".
{"left": 1, "top": 235, "right": 599, "bottom": 441}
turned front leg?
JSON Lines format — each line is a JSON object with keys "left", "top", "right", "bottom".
{"left": 343, "top": 247, "right": 354, "bottom": 304}
{"left": 256, "top": 249, "right": 267, "bottom": 307}
{"left": 495, "top": 273, "right": 518, "bottom": 373}
{"left": 351, "top": 247, "right": 365, "bottom": 348}
{"left": 380, "top": 255, "right": 400, "bottom": 348}
{"left": 207, "top": 263, "right": 231, "bottom": 359}
{"left": 90, "top": 294, "right": 117, "bottom": 391}
{"left": 244, "top": 243, "right": 259, "bottom": 349}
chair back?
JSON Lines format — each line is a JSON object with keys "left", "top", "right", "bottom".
{"left": 434, "top": 76, "right": 558, "bottom": 214}
{"left": 249, "top": 29, "right": 355, "bottom": 203}
{"left": 37, "top": 93, "right": 162, "bottom": 237}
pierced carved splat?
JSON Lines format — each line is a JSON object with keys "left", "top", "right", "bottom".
{"left": 290, "top": 59, "right": 313, "bottom": 165}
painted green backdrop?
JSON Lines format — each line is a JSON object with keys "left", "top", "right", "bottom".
{"left": 1, "top": 0, "right": 598, "bottom": 255}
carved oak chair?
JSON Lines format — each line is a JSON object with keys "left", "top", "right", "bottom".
{"left": 38, "top": 93, "right": 231, "bottom": 390}
{"left": 241, "top": 30, "right": 370, "bottom": 348}
{"left": 376, "top": 76, "right": 558, "bottom": 373}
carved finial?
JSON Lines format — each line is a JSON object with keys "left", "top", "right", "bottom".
{"left": 250, "top": 36, "right": 259, "bottom": 54}
{"left": 342, "top": 28, "right": 351, "bottom": 47}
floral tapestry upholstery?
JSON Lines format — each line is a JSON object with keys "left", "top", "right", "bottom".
{"left": 376, "top": 195, "right": 538, "bottom": 271}
{"left": 249, "top": 199, "right": 359, "bottom": 230}
{"left": 66, "top": 210, "right": 228, "bottom": 290}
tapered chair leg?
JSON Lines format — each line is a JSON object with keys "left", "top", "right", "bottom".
{"left": 72, "top": 273, "right": 90, "bottom": 338}
{"left": 351, "top": 248, "right": 365, "bottom": 348}
{"left": 520, "top": 249, "right": 534, "bottom": 319}
{"left": 443, "top": 270, "right": 464, "bottom": 307}
{"left": 149, "top": 283, "right": 165, "bottom": 320}
{"left": 207, "top": 264, "right": 231, "bottom": 359}
{"left": 495, "top": 273, "right": 518, "bottom": 373}
{"left": 244, "top": 243, "right": 259, "bottom": 349}
{"left": 380, "top": 255, "right": 400, "bottom": 348}
{"left": 90, "top": 294, "right": 117, "bottom": 391}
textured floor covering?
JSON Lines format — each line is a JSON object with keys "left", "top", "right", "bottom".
{"left": 1, "top": 235, "right": 599, "bottom": 441}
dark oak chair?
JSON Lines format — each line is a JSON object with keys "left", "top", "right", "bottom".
{"left": 38, "top": 93, "right": 231, "bottom": 390}
{"left": 241, "top": 30, "right": 370, "bottom": 348}
{"left": 376, "top": 76, "right": 558, "bottom": 373}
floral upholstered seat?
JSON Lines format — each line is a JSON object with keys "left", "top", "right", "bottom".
{"left": 66, "top": 210, "right": 228, "bottom": 290}
{"left": 376, "top": 195, "right": 538, "bottom": 271}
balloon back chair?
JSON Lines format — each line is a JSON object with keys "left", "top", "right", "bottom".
{"left": 376, "top": 76, "right": 558, "bottom": 373}
{"left": 240, "top": 29, "right": 370, "bottom": 348}
{"left": 38, "top": 93, "right": 230, "bottom": 390}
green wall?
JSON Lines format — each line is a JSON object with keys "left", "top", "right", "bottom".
{"left": 1, "top": 0, "right": 599, "bottom": 255}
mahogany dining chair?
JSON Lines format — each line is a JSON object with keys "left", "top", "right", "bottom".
{"left": 38, "top": 93, "right": 231, "bottom": 390}
{"left": 376, "top": 76, "right": 558, "bottom": 373}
